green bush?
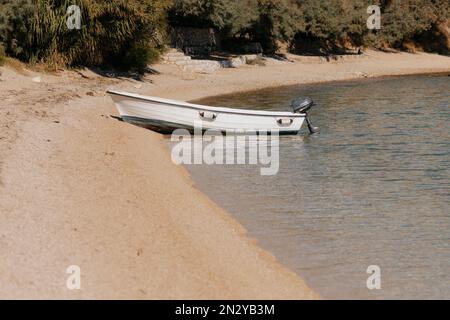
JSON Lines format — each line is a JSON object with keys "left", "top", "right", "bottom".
{"left": 291, "top": 0, "right": 449, "bottom": 54}
{"left": 169, "top": 0, "right": 258, "bottom": 35}
{"left": 248, "top": 0, "right": 298, "bottom": 54}
{"left": 291, "top": 0, "right": 348, "bottom": 53}
{"left": 0, "top": 0, "right": 171, "bottom": 72}
{"left": 170, "top": 0, "right": 450, "bottom": 54}
{"left": 375, "top": 0, "right": 449, "bottom": 48}
{"left": 0, "top": 0, "right": 35, "bottom": 59}
{"left": 170, "top": 0, "right": 300, "bottom": 54}
{"left": 0, "top": 0, "right": 448, "bottom": 68}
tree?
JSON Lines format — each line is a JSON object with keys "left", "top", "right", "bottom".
{"left": 169, "top": 0, "right": 258, "bottom": 36}
{"left": 248, "top": 0, "right": 298, "bottom": 53}
{"left": 378, "top": 0, "right": 449, "bottom": 48}
{"left": 292, "top": 0, "right": 348, "bottom": 53}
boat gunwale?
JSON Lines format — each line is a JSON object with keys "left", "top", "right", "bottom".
{"left": 107, "top": 90, "right": 306, "bottom": 118}
{"left": 121, "top": 116, "right": 302, "bottom": 135}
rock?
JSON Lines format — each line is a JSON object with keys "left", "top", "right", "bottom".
{"left": 243, "top": 54, "right": 259, "bottom": 61}
{"left": 31, "top": 76, "right": 42, "bottom": 83}
{"left": 181, "top": 60, "right": 222, "bottom": 74}
{"left": 76, "top": 69, "right": 96, "bottom": 79}
{"left": 220, "top": 60, "right": 232, "bottom": 68}
{"left": 378, "top": 47, "right": 399, "bottom": 53}
{"left": 221, "top": 56, "right": 248, "bottom": 69}
{"left": 355, "top": 71, "right": 370, "bottom": 78}
{"left": 229, "top": 56, "right": 246, "bottom": 68}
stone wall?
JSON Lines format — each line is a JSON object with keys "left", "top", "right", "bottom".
{"left": 170, "top": 27, "right": 221, "bottom": 56}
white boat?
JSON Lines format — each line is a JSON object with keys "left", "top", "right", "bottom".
{"left": 107, "top": 90, "right": 319, "bottom": 135}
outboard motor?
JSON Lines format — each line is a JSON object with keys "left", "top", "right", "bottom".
{"left": 291, "top": 97, "right": 320, "bottom": 134}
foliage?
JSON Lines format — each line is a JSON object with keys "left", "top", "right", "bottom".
{"left": 170, "top": 0, "right": 450, "bottom": 54}
{"left": 0, "top": 0, "right": 172, "bottom": 71}
{"left": 170, "top": 0, "right": 299, "bottom": 53}
{"left": 0, "top": 0, "right": 448, "bottom": 69}
{"left": 169, "top": 0, "right": 258, "bottom": 35}
{"left": 248, "top": 0, "right": 298, "bottom": 53}
{"left": 291, "top": 0, "right": 449, "bottom": 53}
{"left": 376, "top": 0, "right": 450, "bottom": 48}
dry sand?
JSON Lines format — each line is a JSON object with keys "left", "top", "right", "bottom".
{"left": 0, "top": 50, "right": 449, "bottom": 299}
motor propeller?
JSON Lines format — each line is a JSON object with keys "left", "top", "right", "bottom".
{"left": 290, "top": 97, "right": 320, "bottom": 134}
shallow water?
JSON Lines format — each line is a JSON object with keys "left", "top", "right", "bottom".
{"left": 185, "top": 75, "right": 450, "bottom": 299}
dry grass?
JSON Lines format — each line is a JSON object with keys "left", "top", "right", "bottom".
{"left": 4, "top": 57, "right": 28, "bottom": 74}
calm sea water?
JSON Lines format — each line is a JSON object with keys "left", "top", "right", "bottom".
{"left": 185, "top": 75, "right": 450, "bottom": 299}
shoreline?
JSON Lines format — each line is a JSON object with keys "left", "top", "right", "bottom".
{"left": 1, "top": 50, "right": 450, "bottom": 298}
{"left": 137, "top": 50, "right": 450, "bottom": 101}
{"left": 191, "top": 70, "right": 450, "bottom": 104}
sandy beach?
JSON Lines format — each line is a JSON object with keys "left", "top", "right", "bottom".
{"left": 0, "top": 50, "right": 449, "bottom": 299}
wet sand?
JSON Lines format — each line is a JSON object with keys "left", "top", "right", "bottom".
{"left": 0, "top": 50, "right": 449, "bottom": 298}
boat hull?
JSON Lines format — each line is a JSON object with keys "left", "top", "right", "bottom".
{"left": 108, "top": 91, "right": 305, "bottom": 135}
